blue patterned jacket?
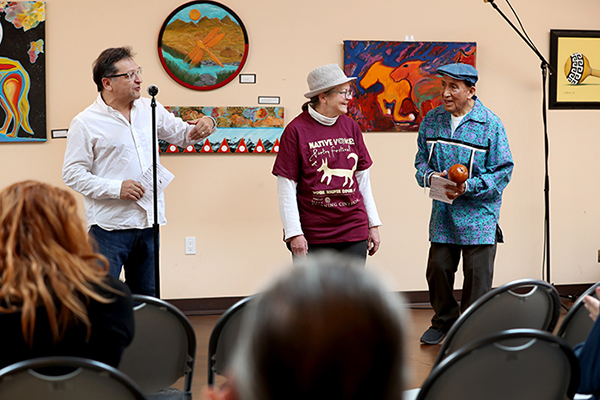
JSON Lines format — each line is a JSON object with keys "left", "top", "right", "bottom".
{"left": 415, "top": 97, "right": 514, "bottom": 245}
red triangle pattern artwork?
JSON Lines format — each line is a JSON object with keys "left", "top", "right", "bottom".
{"left": 272, "top": 138, "right": 280, "bottom": 153}
{"left": 254, "top": 138, "right": 265, "bottom": 153}
{"left": 200, "top": 139, "right": 213, "bottom": 153}
{"left": 217, "top": 138, "right": 231, "bottom": 153}
{"left": 235, "top": 138, "right": 249, "bottom": 153}
{"left": 160, "top": 106, "right": 285, "bottom": 155}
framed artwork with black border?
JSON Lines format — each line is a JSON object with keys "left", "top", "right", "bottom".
{"left": 0, "top": 1, "right": 46, "bottom": 142}
{"left": 549, "top": 29, "right": 600, "bottom": 109}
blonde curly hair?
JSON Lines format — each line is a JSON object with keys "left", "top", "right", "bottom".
{"left": 0, "top": 181, "right": 115, "bottom": 346}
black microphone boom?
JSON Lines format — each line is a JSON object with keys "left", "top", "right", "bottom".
{"left": 147, "top": 85, "right": 159, "bottom": 97}
{"left": 484, "top": 0, "right": 553, "bottom": 284}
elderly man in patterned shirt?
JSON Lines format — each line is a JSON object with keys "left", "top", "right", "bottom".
{"left": 414, "top": 63, "right": 514, "bottom": 345}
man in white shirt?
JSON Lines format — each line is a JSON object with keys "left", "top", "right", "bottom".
{"left": 63, "top": 47, "right": 215, "bottom": 296}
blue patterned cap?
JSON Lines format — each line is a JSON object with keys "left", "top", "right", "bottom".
{"left": 437, "top": 63, "right": 478, "bottom": 85}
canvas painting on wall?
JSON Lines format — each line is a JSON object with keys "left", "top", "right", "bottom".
{"left": 158, "top": 0, "right": 249, "bottom": 91}
{"left": 0, "top": 1, "right": 46, "bottom": 142}
{"left": 343, "top": 41, "right": 476, "bottom": 132}
{"left": 159, "top": 106, "right": 283, "bottom": 154}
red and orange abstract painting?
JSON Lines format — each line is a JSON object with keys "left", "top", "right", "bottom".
{"left": 344, "top": 41, "right": 476, "bottom": 132}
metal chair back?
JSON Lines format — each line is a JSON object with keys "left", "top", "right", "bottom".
{"left": 0, "top": 356, "right": 146, "bottom": 400}
{"left": 557, "top": 281, "right": 600, "bottom": 348}
{"left": 119, "top": 294, "right": 196, "bottom": 398}
{"left": 434, "top": 279, "right": 561, "bottom": 366}
{"left": 418, "top": 329, "right": 579, "bottom": 400}
{"left": 207, "top": 296, "right": 253, "bottom": 386}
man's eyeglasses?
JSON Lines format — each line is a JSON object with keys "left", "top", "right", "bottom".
{"left": 329, "top": 89, "right": 354, "bottom": 99}
{"left": 107, "top": 67, "right": 142, "bottom": 80}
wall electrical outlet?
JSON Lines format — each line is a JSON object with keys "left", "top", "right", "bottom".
{"left": 185, "top": 237, "right": 196, "bottom": 255}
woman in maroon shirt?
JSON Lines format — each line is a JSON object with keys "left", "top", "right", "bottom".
{"left": 272, "top": 64, "right": 382, "bottom": 264}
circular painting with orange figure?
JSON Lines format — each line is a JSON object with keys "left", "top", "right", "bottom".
{"left": 157, "top": 1, "right": 249, "bottom": 91}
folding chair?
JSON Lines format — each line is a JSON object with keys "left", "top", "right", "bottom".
{"left": 207, "top": 296, "right": 253, "bottom": 386}
{"left": 557, "top": 281, "right": 600, "bottom": 348}
{"left": 0, "top": 356, "right": 145, "bottom": 400}
{"left": 434, "top": 279, "right": 561, "bottom": 366}
{"left": 418, "top": 329, "right": 579, "bottom": 400}
{"left": 119, "top": 294, "right": 196, "bottom": 399}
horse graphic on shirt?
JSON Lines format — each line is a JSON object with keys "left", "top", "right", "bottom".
{"left": 317, "top": 153, "right": 358, "bottom": 187}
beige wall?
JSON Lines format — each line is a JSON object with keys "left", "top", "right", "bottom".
{"left": 2, "top": 0, "right": 600, "bottom": 298}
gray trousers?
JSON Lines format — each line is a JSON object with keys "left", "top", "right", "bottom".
{"left": 427, "top": 240, "right": 497, "bottom": 331}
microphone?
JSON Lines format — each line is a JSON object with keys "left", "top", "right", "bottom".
{"left": 147, "top": 85, "right": 159, "bottom": 97}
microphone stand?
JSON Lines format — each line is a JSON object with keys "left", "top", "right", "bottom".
{"left": 149, "top": 87, "right": 161, "bottom": 298}
{"left": 485, "top": 0, "right": 555, "bottom": 285}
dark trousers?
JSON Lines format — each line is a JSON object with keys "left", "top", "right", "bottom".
{"left": 89, "top": 225, "right": 156, "bottom": 296}
{"left": 288, "top": 240, "right": 368, "bottom": 266}
{"left": 427, "top": 241, "right": 497, "bottom": 331}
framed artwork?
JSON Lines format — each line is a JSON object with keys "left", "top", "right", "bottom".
{"left": 159, "top": 106, "right": 283, "bottom": 154}
{"left": 549, "top": 29, "right": 600, "bottom": 109}
{"left": 343, "top": 41, "right": 476, "bottom": 132}
{"left": 0, "top": 1, "right": 46, "bottom": 142}
{"left": 157, "top": 1, "right": 249, "bottom": 91}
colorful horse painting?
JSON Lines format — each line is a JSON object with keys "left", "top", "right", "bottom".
{"left": 344, "top": 41, "right": 476, "bottom": 132}
{"left": 0, "top": 58, "right": 33, "bottom": 138}
{"left": 0, "top": 1, "right": 46, "bottom": 142}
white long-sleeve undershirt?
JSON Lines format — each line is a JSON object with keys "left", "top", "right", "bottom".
{"left": 276, "top": 170, "right": 382, "bottom": 241}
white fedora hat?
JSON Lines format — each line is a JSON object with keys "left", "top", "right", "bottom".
{"left": 304, "top": 64, "right": 356, "bottom": 99}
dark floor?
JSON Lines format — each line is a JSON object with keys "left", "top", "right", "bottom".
{"left": 170, "top": 305, "right": 569, "bottom": 398}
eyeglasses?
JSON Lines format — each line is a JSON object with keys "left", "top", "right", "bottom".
{"left": 329, "top": 89, "right": 354, "bottom": 99}
{"left": 106, "top": 67, "right": 142, "bottom": 80}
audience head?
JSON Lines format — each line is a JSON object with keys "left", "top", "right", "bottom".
{"left": 0, "top": 180, "right": 111, "bottom": 345}
{"left": 229, "top": 253, "right": 408, "bottom": 400}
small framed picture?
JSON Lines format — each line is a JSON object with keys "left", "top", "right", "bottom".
{"left": 51, "top": 129, "right": 68, "bottom": 139}
{"left": 239, "top": 74, "right": 256, "bottom": 84}
{"left": 258, "top": 96, "right": 280, "bottom": 105}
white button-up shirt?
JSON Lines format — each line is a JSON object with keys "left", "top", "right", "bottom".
{"left": 63, "top": 94, "right": 199, "bottom": 230}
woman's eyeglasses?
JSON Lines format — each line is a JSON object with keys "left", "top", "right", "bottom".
{"left": 329, "top": 89, "right": 354, "bottom": 99}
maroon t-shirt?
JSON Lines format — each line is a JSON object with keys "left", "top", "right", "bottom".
{"left": 272, "top": 111, "right": 373, "bottom": 244}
